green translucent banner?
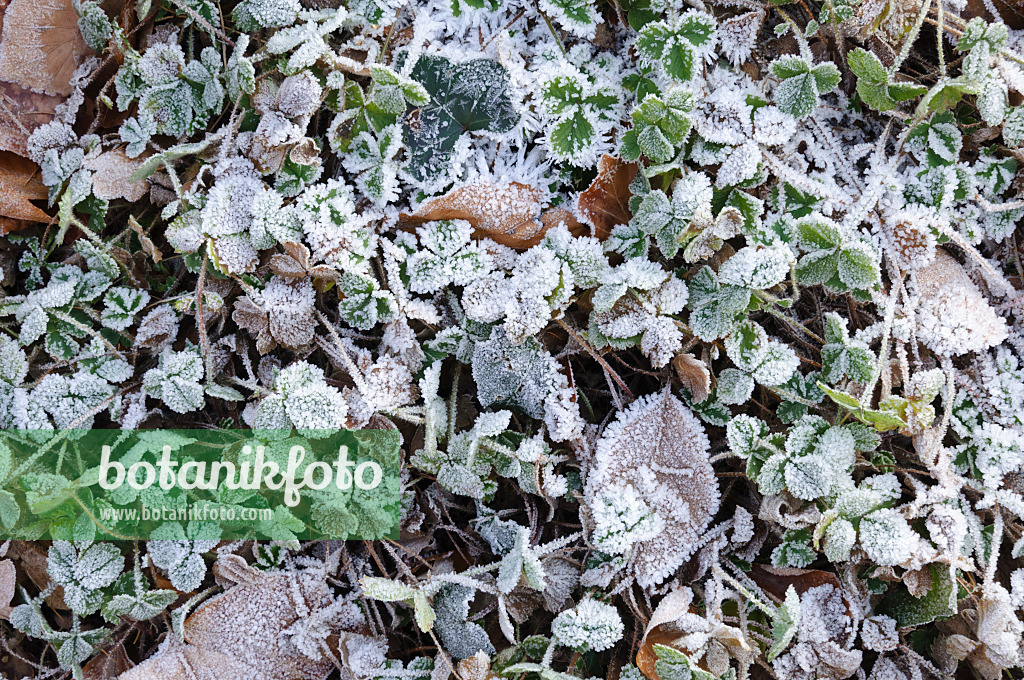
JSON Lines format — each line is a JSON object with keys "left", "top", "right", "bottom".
{"left": 0, "top": 429, "right": 401, "bottom": 541}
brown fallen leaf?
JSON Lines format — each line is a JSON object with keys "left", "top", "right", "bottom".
{"left": 0, "top": 557, "right": 14, "bottom": 619}
{"left": 672, "top": 353, "right": 711, "bottom": 403}
{"left": 85, "top": 149, "right": 152, "bottom": 202}
{"left": 7, "top": 540, "right": 69, "bottom": 611}
{"left": 0, "top": 150, "right": 51, "bottom": 229}
{"left": 0, "top": 0, "right": 94, "bottom": 97}
{"left": 0, "top": 81, "right": 62, "bottom": 157}
{"left": 748, "top": 564, "right": 852, "bottom": 617}
{"left": 577, "top": 154, "right": 638, "bottom": 240}
{"left": 399, "top": 180, "right": 548, "bottom": 249}
{"left": 118, "top": 570, "right": 341, "bottom": 680}
{"left": 83, "top": 642, "right": 133, "bottom": 680}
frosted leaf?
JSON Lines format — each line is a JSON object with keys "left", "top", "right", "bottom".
{"left": 276, "top": 71, "right": 322, "bottom": 118}
{"left": 594, "top": 273, "right": 687, "bottom": 368}
{"left": 913, "top": 249, "right": 1008, "bottom": 356}
{"left": 336, "top": 273, "right": 398, "bottom": 331}
{"left": 101, "top": 286, "right": 150, "bottom": 331}
{"left": 884, "top": 206, "right": 937, "bottom": 272}
{"left": 121, "top": 568, "right": 346, "bottom": 680}
{"left": 716, "top": 141, "right": 762, "bottom": 188}
{"left": 143, "top": 347, "right": 205, "bottom": 414}
{"left": 433, "top": 584, "right": 495, "bottom": 660}
{"left": 149, "top": 521, "right": 220, "bottom": 591}
{"left": 539, "top": 0, "right": 599, "bottom": 39}
{"left": 551, "top": 598, "right": 624, "bottom": 652}
{"left": 718, "top": 368, "right": 754, "bottom": 405}
{"left": 407, "top": 220, "right": 491, "bottom": 294}
{"left": 472, "top": 327, "right": 559, "bottom": 419}
{"left": 343, "top": 125, "right": 402, "bottom": 206}
{"left": 48, "top": 541, "right": 124, "bottom": 615}
{"left": 719, "top": 244, "right": 794, "bottom": 290}
{"left": 136, "top": 305, "right": 180, "bottom": 351}
{"left": 591, "top": 484, "right": 663, "bottom": 554}
{"left": 697, "top": 87, "right": 752, "bottom": 146}
{"left": 753, "top": 106, "right": 798, "bottom": 146}
{"left": 0, "top": 336, "right": 29, "bottom": 385}
{"left": 261, "top": 276, "right": 315, "bottom": 348}
{"left": 31, "top": 370, "right": 114, "bottom": 428}
{"left": 462, "top": 271, "right": 510, "bottom": 323}
{"left": 585, "top": 391, "right": 719, "bottom": 588}
{"left": 719, "top": 10, "right": 764, "bottom": 66}
{"left": 858, "top": 508, "right": 916, "bottom": 566}
{"left": 255, "top": 360, "right": 347, "bottom": 431}
{"left": 292, "top": 179, "right": 376, "bottom": 273}
{"left": 860, "top": 615, "right": 898, "bottom": 652}
{"left": 836, "top": 241, "right": 880, "bottom": 290}
{"left": 823, "top": 517, "right": 856, "bottom": 562}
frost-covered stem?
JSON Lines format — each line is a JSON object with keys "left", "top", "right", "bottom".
{"left": 195, "top": 253, "right": 214, "bottom": 383}
{"left": 859, "top": 278, "right": 902, "bottom": 410}
{"left": 710, "top": 451, "right": 741, "bottom": 463}
{"left": 774, "top": 9, "right": 813, "bottom": 62}
{"left": 167, "top": 0, "right": 235, "bottom": 45}
{"left": 937, "top": 222, "right": 1019, "bottom": 299}
{"left": 985, "top": 505, "right": 1003, "bottom": 585}
{"left": 480, "top": 438, "right": 518, "bottom": 458}
{"left": 391, "top": 407, "right": 425, "bottom": 425}
{"left": 447, "top": 362, "right": 461, "bottom": 444}
{"left": 555, "top": 318, "right": 634, "bottom": 400}
{"left": 973, "top": 191, "right": 1024, "bottom": 213}
{"left": 763, "top": 152, "right": 851, "bottom": 205}
{"left": 767, "top": 385, "right": 821, "bottom": 409}
{"left": 537, "top": 4, "right": 567, "bottom": 58}
{"left": 936, "top": 0, "right": 946, "bottom": 76}
{"left": 316, "top": 310, "right": 370, "bottom": 395}
{"left": 74, "top": 496, "right": 133, "bottom": 539}
{"left": 712, "top": 565, "right": 777, "bottom": 617}
{"left": 890, "top": 0, "right": 933, "bottom": 75}
{"left": 755, "top": 294, "right": 824, "bottom": 343}
{"left": 541, "top": 637, "right": 558, "bottom": 667}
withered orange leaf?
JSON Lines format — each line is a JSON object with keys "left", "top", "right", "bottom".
{"left": 0, "top": 150, "right": 51, "bottom": 230}
{"left": 399, "top": 180, "right": 549, "bottom": 249}
{"left": 577, "top": 154, "right": 638, "bottom": 240}
{"left": 0, "top": 0, "right": 93, "bottom": 97}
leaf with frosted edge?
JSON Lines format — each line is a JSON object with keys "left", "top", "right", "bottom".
{"left": 837, "top": 242, "right": 879, "bottom": 289}
{"left": 717, "top": 368, "right": 754, "bottom": 405}
{"left": 767, "top": 585, "right": 801, "bottom": 660}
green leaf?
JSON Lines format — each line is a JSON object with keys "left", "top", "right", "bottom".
{"left": 847, "top": 48, "right": 887, "bottom": 83}
{"left": 403, "top": 55, "right": 518, "bottom": 186}
{"left": 774, "top": 72, "right": 819, "bottom": 118}
{"left": 878, "top": 564, "right": 956, "bottom": 627}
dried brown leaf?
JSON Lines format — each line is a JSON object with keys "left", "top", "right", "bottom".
{"left": 577, "top": 154, "right": 638, "bottom": 240}
{"left": 120, "top": 571, "right": 341, "bottom": 680}
{"left": 0, "top": 558, "right": 14, "bottom": 619}
{"left": 0, "top": 81, "right": 61, "bottom": 157}
{"left": 0, "top": 0, "right": 93, "bottom": 96}
{"left": 0, "top": 150, "right": 50, "bottom": 228}
{"left": 83, "top": 642, "right": 133, "bottom": 680}
{"left": 399, "top": 180, "right": 548, "bottom": 249}
{"left": 672, "top": 353, "right": 711, "bottom": 403}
